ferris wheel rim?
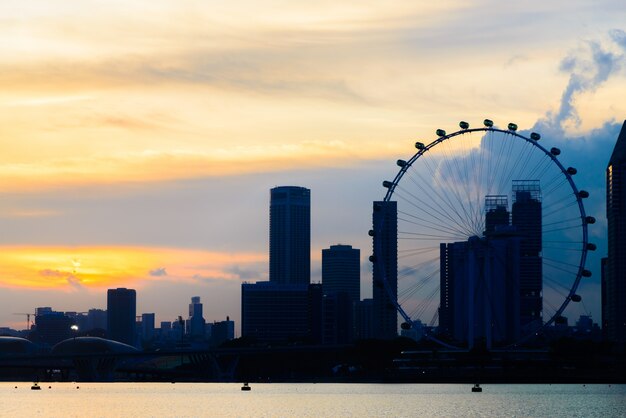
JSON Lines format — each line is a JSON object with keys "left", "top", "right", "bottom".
{"left": 376, "top": 123, "right": 591, "bottom": 350}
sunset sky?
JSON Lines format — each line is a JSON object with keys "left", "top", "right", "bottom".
{"left": 1, "top": 1, "right": 625, "bottom": 330}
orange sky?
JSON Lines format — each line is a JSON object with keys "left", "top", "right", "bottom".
{"left": 0, "top": 1, "right": 624, "bottom": 326}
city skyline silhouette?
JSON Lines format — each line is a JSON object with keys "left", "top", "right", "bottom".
{"left": 0, "top": 3, "right": 625, "bottom": 339}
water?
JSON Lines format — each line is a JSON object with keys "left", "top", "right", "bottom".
{"left": 2, "top": 383, "right": 624, "bottom": 417}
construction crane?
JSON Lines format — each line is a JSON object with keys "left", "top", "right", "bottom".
{"left": 12, "top": 313, "right": 35, "bottom": 331}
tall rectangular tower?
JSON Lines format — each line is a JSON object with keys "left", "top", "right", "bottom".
{"left": 606, "top": 121, "right": 626, "bottom": 347}
{"left": 269, "top": 186, "right": 311, "bottom": 285}
{"left": 107, "top": 288, "right": 136, "bottom": 346}
{"left": 372, "top": 201, "right": 398, "bottom": 339}
{"left": 188, "top": 296, "right": 206, "bottom": 339}
{"left": 511, "top": 180, "right": 542, "bottom": 331}
{"left": 322, "top": 244, "right": 360, "bottom": 301}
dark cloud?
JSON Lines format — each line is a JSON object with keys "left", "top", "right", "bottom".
{"left": 39, "top": 269, "right": 66, "bottom": 278}
{"left": 225, "top": 265, "right": 264, "bottom": 281}
{"left": 547, "top": 32, "right": 625, "bottom": 129}
{"left": 66, "top": 274, "right": 83, "bottom": 290}
{"left": 38, "top": 269, "right": 84, "bottom": 290}
{"left": 609, "top": 29, "right": 626, "bottom": 49}
{"left": 149, "top": 267, "right": 167, "bottom": 277}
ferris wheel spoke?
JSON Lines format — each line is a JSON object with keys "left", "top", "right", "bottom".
{"left": 543, "top": 200, "right": 578, "bottom": 218}
{"left": 461, "top": 136, "right": 484, "bottom": 234}
{"left": 405, "top": 160, "right": 475, "bottom": 234}
{"left": 399, "top": 273, "right": 438, "bottom": 304}
{"left": 543, "top": 217, "right": 583, "bottom": 228}
{"left": 398, "top": 247, "right": 439, "bottom": 258}
{"left": 544, "top": 178, "right": 569, "bottom": 196}
{"left": 398, "top": 209, "right": 471, "bottom": 237}
{"left": 436, "top": 151, "right": 480, "bottom": 233}
{"left": 394, "top": 186, "right": 474, "bottom": 236}
{"left": 544, "top": 274, "right": 574, "bottom": 294}
{"left": 541, "top": 171, "right": 566, "bottom": 191}
{"left": 543, "top": 224, "right": 582, "bottom": 233}
{"left": 495, "top": 138, "right": 534, "bottom": 194}
{"left": 425, "top": 147, "right": 472, "bottom": 232}
{"left": 525, "top": 154, "right": 554, "bottom": 180}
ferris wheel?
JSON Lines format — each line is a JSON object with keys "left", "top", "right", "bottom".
{"left": 373, "top": 119, "right": 595, "bottom": 349}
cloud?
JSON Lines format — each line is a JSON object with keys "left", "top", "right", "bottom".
{"left": 66, "top": 274, "right": 84, "bottom": 290}
{"left": 609, "top": 29, "right": 626, "bottom": 49}
{"left": 149, "top": 267, "right": 168, "bottom": 277}
{"left": 191, "top": 274, "right": 227, "bottom": 284}
{"left": 39, "top": 269, "right": 66, "bottom": 278}
{"left": 546, "top": 32, "right": 625, "bottom": 130}
{"left": 39, "top": 268, "right": 84, "bottom": 291}
{"left": 0, "top": 246, "right": 266, "bottom": 290}
{"left": 225, "top": 265, "right": 263, "bottom": 281}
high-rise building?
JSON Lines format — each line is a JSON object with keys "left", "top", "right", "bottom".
{"left": 355, "top": 299, "right": 374, "bottom": 339}
{"left": 322, "top": 244, "right": 360, "bottom": 344}
{"left": 107, "top": 288, "right": 136, "bottom": 346}
{"left": 187, "top": 296, "right": 206, "bottom": 340}
{"left": 322, "top": 244, "right": 360, "bottom": 301}
{"left": 512, "top": 180, "right": 542, "bottom": 331}
{"left": 372, "top": 201, "right": 398, "bottom": 339}
{"left": 86, "top": 309, "right": 107, "bottom": 332}
{"left": 601, "top": 256, "right": 608, "bottom": 338}
{"left": 141, "top": 313, "right": 155, "bottom": 342}
{"left": 606, "top": 121, "right": 626, "bottom": 348}
{"left": 33, "top": 310, "right": 73, "bottom": 346}
{"left": 484, "top": 195, "right": 509, "bottom": 235}
{"left": 269, "top": 186, "right": 311, "bottom": 285}
{"left": 211, "top": 316, "right": 235, "bottom": 347}
{"left": 439, "top": 235, "right": 520, "bottom": 348}
{"left": 241, "top": 282, "right": 322, "bottom": 343}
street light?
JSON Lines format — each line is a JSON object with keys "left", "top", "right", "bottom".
{"left": 71, "top": 325, "right": 79, "bottom": 341}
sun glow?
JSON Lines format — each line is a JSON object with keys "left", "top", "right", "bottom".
{"left": 0, "top": 246, "right": 266, "bottom": 290}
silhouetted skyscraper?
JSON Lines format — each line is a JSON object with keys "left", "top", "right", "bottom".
{"left": 270, "top": 186, "right": 311, "bottom": 285}
{"left": 439, "top": 234, "right": 520, "bottom": 348}
{"left": 107, "top": 288, "right": 136, "bottom": 346}
{"left": 187, "top": 296, "right": 206, "bottom": 339}
{"left": 484, "top": 195, "right": 509, "bottom": 236}
{"left": 606, "top": 120, "right": 626, "bottom": 348}
{"left": 372, "top": 201, "right": 397, "bottom": 339}
{"left": 241, "top": 282, "right": 322, "bottom": 343}
{"left": 322, "top": 244, "right": 360, "bottom": 301}
{"left": 601, "top": 256, "right": 608, "bottom": 338}
{"left": 322, "top": 244, "right": 360, "bottom": 343}
{"left": 512, "top": 180, "right": 542, "bottom": 331}
{"left": 141, "top": 313, "right": 155, "bottom": 342}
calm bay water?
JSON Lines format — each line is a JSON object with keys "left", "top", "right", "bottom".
{"left": 2, "top": 383, "right": 624, "bottom": 417}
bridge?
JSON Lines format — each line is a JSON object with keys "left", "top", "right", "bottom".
{"left": 0, "top": 336, "right": 351, "bottom": 382}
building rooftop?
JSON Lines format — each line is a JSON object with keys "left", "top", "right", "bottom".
{"left": 609, "top": 120, "right": 626, "bottom": 166}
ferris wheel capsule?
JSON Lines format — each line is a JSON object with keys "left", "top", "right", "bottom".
{"left": 483, "top": 119, "right": 494, "bottom": 127}
{"left": 459, "top": 121, "right": 470, "bottom": 129}
{"left": 507, "top": 123, "right": 518, "bottom": 131}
